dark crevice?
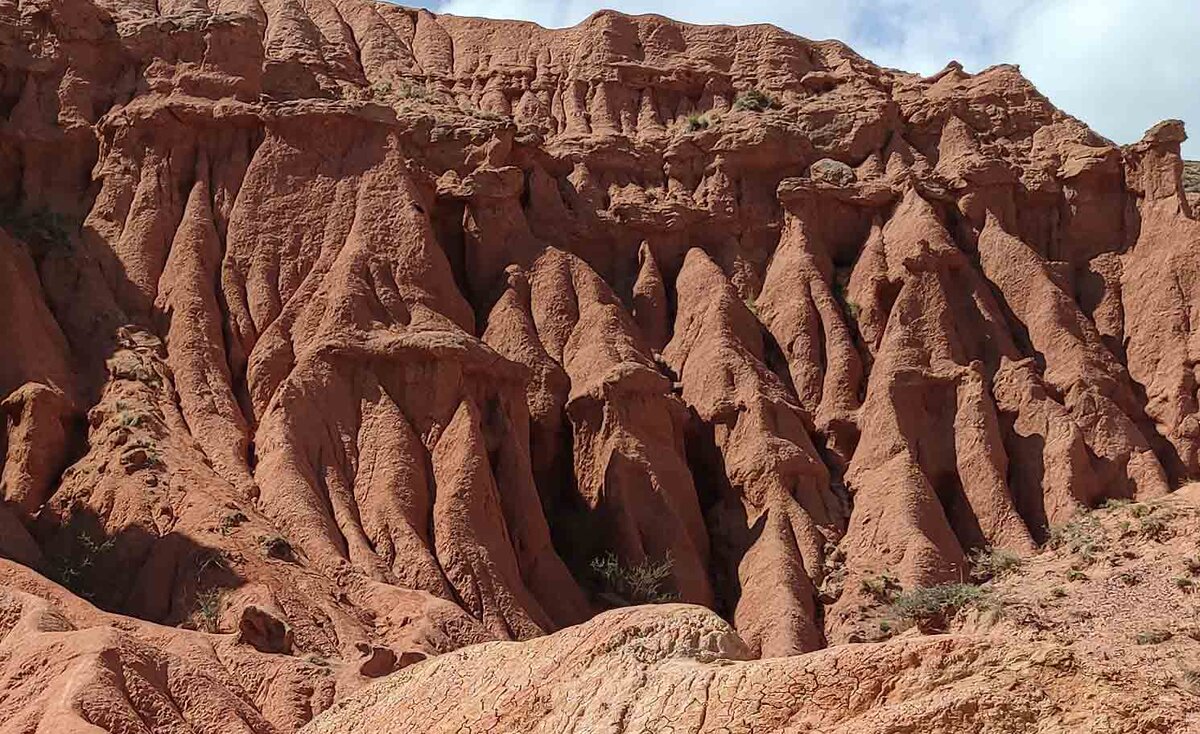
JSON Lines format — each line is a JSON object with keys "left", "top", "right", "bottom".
{"left": 682, "top": 411, "right": 738, "bottom": 620}
{"left": 429, "top": 196, "right": 471, "bottom": 305}
{"left": 996, "top": 408, "right": 1050, "bottom": 544}
{"left": 932, "top": 470, "right": 987, "bottom": 554}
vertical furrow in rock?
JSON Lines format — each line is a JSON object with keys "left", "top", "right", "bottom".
{"left": 483, "top": 267, "right": 603, "bottom": 626}
{"left": 830, "top": 189, "right": 1038, "bottom": 643}
{"left": 1120, "top": 122, "right": 1200, "bottom": 482}
{"left": 89, "top": 143, "right": 188, "bottom": 321}
{"left": 664, "top": 248, "right": 837, "bottom": 656}
{"left": 1, "top": 384, "right": 74, "bottom": 521}
{"left": 831, "top": 274, "right": 971, "bottom": 644}
{"left": 757, "top": 217, "right": 825, "bottom": 419}
{"left": 845, "top": 220, "right": 891, "bottom": 355}
{"left": 252, "top": 356, "right": 357, "bottom": 567}
{"left": 526, "top": 248, "right": 713, "bottom": 607}
{"left": 483, "top": 266, "right": 573, "bottom": 512}
{"left": 156, "top": 170, "right": 255, "bottom": 496}
{"left": 210, "top": 0, "right": 267, "bottom": 23}
{"left": 235, "top": 122, "right": 583, "bottom": 639}
{"left": 0, "top": 228, "right": 80, "bottom": 534}
{"left": 353, "top": 387, "right": 449, "bottom": 596}
{"left": 952, "top": 370, "right": 1036, "bottom": 550}
{"left": 331, "top": 0, "right": 418, "bottom": 85}
{"left": 759, "top": 178, "right": 888, "bottom": 472}
{"left": 632, "top": 241, "right": 670, "bottom": 353}
{"left": 411, "top": 9, "right": 453, "bottom": 79}
{"left": 430, "top": 399, "right": 551, "bottom": 640}
{"left": 482, "top": 384, "right": 592, "bottom": 628}
{"left": 976, "top": 213, "right": 1169, "bottom": 499}
{"left": 448, "top": 164, "right": 540, "bottom": 319}
{"left": 991, "top": 358, "right": 1100, "bottom": 537}
{"left": 0, "top": 230, "right": 76, "bottom": 401}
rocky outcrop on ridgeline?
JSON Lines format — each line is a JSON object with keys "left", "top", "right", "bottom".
{"left": 1, "top": 1, "right": 1200, "bottom": 731}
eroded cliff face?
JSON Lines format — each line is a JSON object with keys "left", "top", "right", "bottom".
{"left": 1, "top": 1, "right": 1200, "bottom": 730}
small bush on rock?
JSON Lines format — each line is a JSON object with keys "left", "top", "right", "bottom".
{"left": 260, "top": 534, "right": 294, "bottom": 561}
{"left": 968, "top": 546, "right": 1023, "bottom": 582}
{"left": 1135, "top": 629, "right": 1173, "bottom": 645}
{"left": 890, "top": 583, "right": 985, "bottom": 628}
{"left": 194, "top": 588, "right": 224, "bottom": 632}
{"left": 590, "top": 552, "right": 676, "bottom": 605}
{"left": 684, "top": 113, "right": 711, "bottom": 132}
{"left": 733, "top": 89, "right": 777, "bottom": 112}
{"left": 1047, "top": 513, "right": 1104, "bottom": 564}
{"left": 859, "top": 571, "right": 900, "bottom": 602}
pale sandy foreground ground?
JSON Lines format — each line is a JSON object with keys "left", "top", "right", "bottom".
{"left": 302, "top": 486, "right": 1200, "bottom": 733}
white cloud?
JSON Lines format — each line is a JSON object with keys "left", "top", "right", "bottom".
{"left": 1009, "top": 0, "right": 1200, "bottom": 156}
{"left": 410, "top": 0, "right": 1199, "bottom": 156}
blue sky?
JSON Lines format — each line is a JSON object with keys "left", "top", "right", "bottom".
{"left": 402, "top": 0, "right": 1200, "bottom": 158}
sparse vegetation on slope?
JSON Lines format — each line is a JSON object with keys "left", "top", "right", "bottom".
{"left": 733, "top": 88, "right": 777, "bottom": 112}
{"left": 590, "top": 553, "right": 677, "bottom": 605}
{"left": 890, "top": 583, "right": 988, "bottom": 628}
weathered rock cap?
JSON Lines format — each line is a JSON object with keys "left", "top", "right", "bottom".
{"left": 777, "top": 174, "right": 897, "bottom": 207}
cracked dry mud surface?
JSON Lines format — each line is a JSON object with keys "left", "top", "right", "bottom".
{"left": 1, "top": 0, "right": 1199, "bottom": 731}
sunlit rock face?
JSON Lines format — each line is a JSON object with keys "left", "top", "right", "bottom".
{"left": 1, "top": 2, "right": 1199, "bottom": 732}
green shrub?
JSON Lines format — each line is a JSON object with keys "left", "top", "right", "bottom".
{"left": 859, "top": 571, "right": 900, "bottom": 602}
{"left": 968, "top": 546, "right": 1023, "bottom": 582}
{"left": 52, "top": 532, "right": 115, "bottom": 598}
{"left": 733, "top": 89, "right": 777, "bottom": 112}
{"left": 1047, "top": 514, "right": 1104, "bottom": 563}
{"left": 115, "top": 410, "right": 143, "bottom": 428}
{"left": 194, "top": 588, "right": 223, "bottom": 632}
{"left": 260, "top": 534, "right": 294, "bottom": 561}
{"left": 1116, "top": 570, "right": 1141, "bottom": 586}
{"left": 590, "top": 552, "right": 676, "bottom": 605}
{"left": 1135, "top": 629, "right": 1173, "bottom": 645}
{"left": 1183, "top": 668, "right": 1200, "bottom": 690}
{"left": 830, "top": 270, "right": 860, "bottom": 323}
{"left": 684, "top": 113, "right": 711, "bottom": 133}
{"left": 1139, "top": 516, "right": 1169, "bottom": 540}
{"left": 890, "top": 583, "right": 985, "bottom": 625}
{"left": 219, "top": 510, "right": 247, "bottom": 535}
{"left": 196, "top": 550, "right": 227, "bottom": 575}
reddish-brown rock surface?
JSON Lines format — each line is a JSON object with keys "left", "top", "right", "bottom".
{"left": 1, "top": 1, "right": 1199, "bottom": 731}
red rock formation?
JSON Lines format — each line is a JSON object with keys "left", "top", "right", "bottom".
{"left": 1, "top": 0, "right": 1199, "bottom": 729}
